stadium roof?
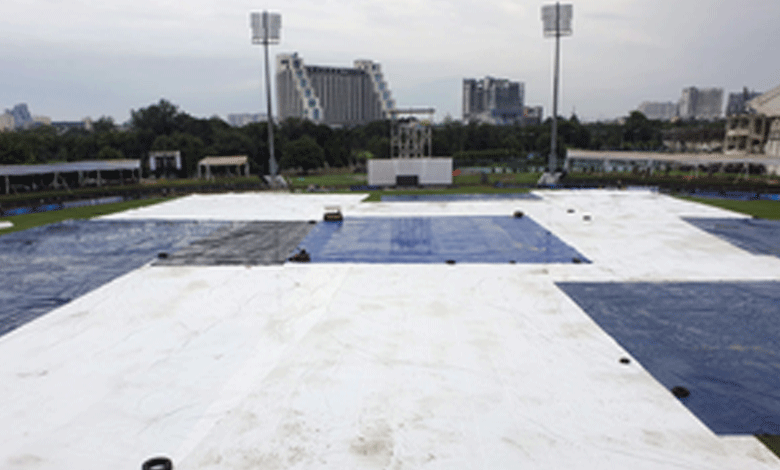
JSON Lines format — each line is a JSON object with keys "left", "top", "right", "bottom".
{"left": 748, "top": 83, "right": 780, "bottom": 116}
{"left": 198, "top": 156, "right": 248, "bottom": 166}
{"left": 0, "top": 160, "right": 140, "bottom": 177}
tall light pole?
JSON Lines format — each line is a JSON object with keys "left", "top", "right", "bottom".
{"left": 541, "top": 3, "right": 573, "bottom": 176}
{"left": 251, "top": 11, "right": 281, "bottom": 177}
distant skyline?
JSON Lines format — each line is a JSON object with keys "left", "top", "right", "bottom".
{"left": 1, "top": 1, "right": 778, "bottom": 123}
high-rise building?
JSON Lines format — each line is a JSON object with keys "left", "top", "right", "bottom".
{"left": 6, "top": 103, "right": 32, "bottom": 129}
{"left": 726, "top": 88, "right": 763, "bottom": 116}
{"left": 637, "top": 101, "right": 677, "bottom": 121}
{"left": 276, "top": 53, "right": 394, "bottom": 126}
{"left": 463, "top": 77, "right": 525, "bottom": 125}
{"left": 678, "top": 87, "right": 724, "bottom": 121}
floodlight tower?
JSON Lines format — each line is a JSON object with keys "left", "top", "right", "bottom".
{"left": 541, "top": 3, "right": 573, "bottom": 176}
{"left": 251, "top": 11, "right": 281, "bottom": 177}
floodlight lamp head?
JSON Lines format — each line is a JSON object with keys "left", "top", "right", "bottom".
{"left": 541, "top": 4, "right": 573, "bottom": 37}
{"left": 251, "top": 11, "right": 282, "bottom": 45}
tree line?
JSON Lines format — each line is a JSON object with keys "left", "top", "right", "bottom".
{"left": 0, "top": 100, "right": 726, "bottom": 175}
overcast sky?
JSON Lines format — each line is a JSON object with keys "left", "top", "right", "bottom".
{"left": 1, "top": 1, "right": 778, "bottom": 123}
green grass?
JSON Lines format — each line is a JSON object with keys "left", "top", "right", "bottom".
{"left": 361, "top": 185, "right": 532, "bottom": 202}
{"left": 453, "top": 172, "right": 541, "bottom": 186}
{"left": 285, "top": 170, "right": 541, "bottom": 201}
{"left": 0, "top": 197, "right": 176, "bottom": 235}
{"left": 148, "top": 176, "right": 262, "bottom": 188}
{"left": 563, "top": 171, "right": 780, "bottom": 192}
{"left": 286, "top": 170, "right": 542, "bottom": 190}
{"left": 287, "top": 173, "right": 367, "bottom": 190}
{"left": 758, "top": 436, "right": 780, "bottom": 459}
{"left": 359, "top": 172, "right": 539, "bottom": 201}
{"left": 675, "top": 195, "right": 780, "bottom": 220}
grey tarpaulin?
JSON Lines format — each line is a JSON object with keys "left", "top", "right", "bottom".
{"left": 153, "top": 221, "right": 315, "bottom": 266}
{"left": 0, "top": 219, "right": 227, "bottom": 338}
{"left": 557, "top": 281, "right": 780, "bottom": 435}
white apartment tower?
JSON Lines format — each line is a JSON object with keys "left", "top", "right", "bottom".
{"left": 276, "top": 53, "right": 394, "bottom": 126}
{"left": 678, "top": 87, "right": 724, "bottom": 121}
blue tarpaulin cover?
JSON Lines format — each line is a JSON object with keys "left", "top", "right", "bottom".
{"left": 0, "top": 219, "right": 226, "bottom": 338}
{"left": 685, "top": 217, "right": 780, "bottom": 258}
{"left": 685, "top": 189, "right": 780, "bottom": 202}
{"left": 295, "top": 216, "right": 589, "bottom": 264}
{"left": 557, "top": 281, "right": 780, "bottom": 435}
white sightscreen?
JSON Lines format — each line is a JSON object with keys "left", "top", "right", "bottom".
{"left": 541, "top": 4, "right": 573, "bottom": 37}
{"left": 368, "top": 158, "right": 453, "bottom": 186}
{"left": 251, "top": 12, "right": 281, "bottom": 44}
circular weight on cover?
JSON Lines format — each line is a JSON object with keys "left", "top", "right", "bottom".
{"left": 572, "top": 257, "right": 582, "bottom": 264}
{"left": 445, "top": 259, "right": 456, "bottom": 265}
{"left": 142, "top": 456, "right": 173, "bottom": 470}
{"left": 157, "top": 252, "right": 168, "bottom": 259}
{"left": 582, "top": 215, "right": 592, "bottom": 221}
{"left": 567, "top": 208, "right": 575, "bottom": 213}
{"left": 513, "top": 210, "right": 524, "bottom": 218}
{"left": 509, "top": 260, "right": 516, "bottom": 264}
{"left": 671, "top": 386, "right": 690, "bottom": 399}
{"left": 308, "top": 220, "right": 317, "bottom": 224}
{"left": 619, "top": 357, "right": 631, "bottom": 364}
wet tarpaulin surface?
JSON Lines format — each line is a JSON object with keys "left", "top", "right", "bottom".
{"left": 557, "top": 281, "right": 780, "bottom": 435}
{"left": 381, "top": 193, "right": 542, "bottom": 202}
{"left": 153, "top": 221, "right": 316, "bottom": 266}
{"left": 685, "top": 217, "right": 780, "bottom": 258}
{"left": 296, "top": 216, "right": 589, "bottom": 264}
{"left": 0, "top": 219, "right": 226, "bottom": 338}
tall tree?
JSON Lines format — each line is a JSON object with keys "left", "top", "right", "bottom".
{"left": 130, "top": 99, "right": 186, "bottom": 136}
{"left": 281, "top": 135, "right": 325, "bottom": 174}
